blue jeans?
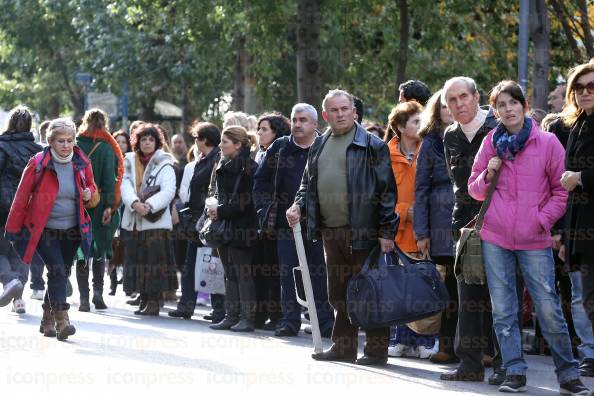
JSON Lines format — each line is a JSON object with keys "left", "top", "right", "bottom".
{"left": 29, "top": 252, "right": 45, "bottom": 290}
{"left": 277, "top": 230, "right": 334, "bottom": 333}
{"left": 35, "top": 228, "right": 80, "bottom": 310}
{"left": 482, "top": 241, "right": 579, "bottom": 383}
{"left": 569, "top": 271, "right": 594, "bottom": 361}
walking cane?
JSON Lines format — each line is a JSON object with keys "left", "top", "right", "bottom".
{"left": 292, "top": 223, "right": 323, "bottom": 353}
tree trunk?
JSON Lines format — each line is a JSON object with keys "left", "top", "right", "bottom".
{"left": 233, "top": 35, "right": 246, "bottom": 111}
{"left": 139, "top": 97, "right": 157, "bottom": 122}
{"left": 395, "top": 0, "right": 409, "bottom": 100}
{"left": 296, "top": 0, "right": 321, "bottom": 113}
{"left": 530, "top": 0, "right": 550, "bottom": 111}
{"left": 577, "top": 0, "right": 594, "bottom": 58}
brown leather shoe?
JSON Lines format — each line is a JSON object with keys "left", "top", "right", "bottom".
{"left": 430, "top": 351, "right": 460, "bottom": 364}
{"left": 440, "top": 370, "right": 484, "bottom": 382}
{"left": 482, "top": 354, "right": 493, "bottom": 368}
{"left": 356, "top": 355, "right": 388, "bottom": 366}
{"left": 312, "top": 349, "right": 356, "bottom": 363}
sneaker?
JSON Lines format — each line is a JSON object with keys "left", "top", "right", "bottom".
{"left": 559, "top": 378, "right": 590, "bottom": 395}
{"left": 418, "top": 345, "right": 435, "bottom": 359}
{"left": 30, "top": 289, "right": 45, "bottom": 300}
{"left": 0, "top": 279, "right": 24, "bottom": 307}
{"left": 498, "top": 374, "right": 527, "bottom": 393}
{"left": 12, "top": 299, "right": 26, "bottom": 314}
{"left": 388, "top": 343, "right": 410, "bottom": 357}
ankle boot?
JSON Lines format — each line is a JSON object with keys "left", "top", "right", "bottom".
{"left": 139, "top": 300, "right": 160, "bottom": 316}
{"left": 209, "top": 317, "right": 239, "bottom": 330}
{"left": 230, "top": 319, "right": 255, "bottom": 332}
{"left": 133, "top": 295, "right": 148, "bottom": 315}
{"left": 79, "top": 296, "right": 90, "bottom": 312}
{"left": 54, "top": 305, "right": 76, "bottom": 341}
{"left": 39, "top": 304, "right": 56, "bottom": 337}
{"left": 92, "top": 290, "right": 107, "bottom": 310}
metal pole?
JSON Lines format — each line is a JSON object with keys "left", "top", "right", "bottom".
{"left": 292, "top": 223, "right": 323, "bottom": 353}
{"left": 518, "top": 0, "right": 530, "bottom": 92}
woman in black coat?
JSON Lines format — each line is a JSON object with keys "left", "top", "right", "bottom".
{"left": 168, "top": 122, "right": 221, "bottom": 319}
{"left": 0, "top": 106, "right": 42, "bottom": 312}
{"left": 207, "top": 126, "right": 258, "bottom": 332}
{"left": 413, "top": 91, "right": 457, "bottom": 362}
{"left": 560, "top": 61, "right": 594, "bottom": 324}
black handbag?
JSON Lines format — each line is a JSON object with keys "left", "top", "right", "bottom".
{"left": 199, "top": 168, "right": 243, "bottom": 248}
{"left": 346, "top": 244, "right": 449, "bottom": 329}
{"left": 138, "top": 163, "right": 175, "bottom": 223}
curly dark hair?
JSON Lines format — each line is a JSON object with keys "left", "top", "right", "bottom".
{"left": 399, "top": 80, "right": 431, "bottom": 106}
{"left": 130, "top": 123, "right": 166, "bottom": 152}
{"left": 257, "top": 112, "right": 290, "bottom": 143}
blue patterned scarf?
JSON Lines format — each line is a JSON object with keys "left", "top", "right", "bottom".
{"left": 493, "top": 117, "right": 532, "bottom": 161}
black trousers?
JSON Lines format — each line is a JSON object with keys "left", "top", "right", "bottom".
{"left": 578, "top": 255, "right": 594, "bottom": 324}
{"left": 434, "top": 256, "right": 457, "bottom": 356}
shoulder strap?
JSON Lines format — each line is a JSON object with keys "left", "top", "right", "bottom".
{"left": 475, "top": 169, "right": 500, "bottom": 231}
{"left": 147, "top": 163, "right": 175, "bottom": 186}
{"left": 88, "top": 142, "right": 102, "bottom": 158}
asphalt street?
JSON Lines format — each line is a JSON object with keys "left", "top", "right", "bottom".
{"left": 1, "top": 281, "right": 592, "bottom": 395}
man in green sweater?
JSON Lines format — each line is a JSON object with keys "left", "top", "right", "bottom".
{"left": 288, "top": 89, "right": 398, "bottom": 366}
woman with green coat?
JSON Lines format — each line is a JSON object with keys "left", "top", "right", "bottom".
{"left": 75, "top": 109, "right": 124, "bottom": 312}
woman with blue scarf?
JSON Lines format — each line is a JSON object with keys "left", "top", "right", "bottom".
{"left": 467, "top": 81, "right": 589, "bottom": 395}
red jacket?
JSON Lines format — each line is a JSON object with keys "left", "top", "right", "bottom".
{"left": 5, "top": 146, "right": 96, "bottom": 264}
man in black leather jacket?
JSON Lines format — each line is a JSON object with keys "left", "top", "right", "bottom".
{"left": 287, "top": 89, "right": 398, "bottom": 366}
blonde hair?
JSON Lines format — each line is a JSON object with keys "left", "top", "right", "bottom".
{"left": 79, "top": 108, "right": 109, "bottom": 133}
{"left": 561, "top": 60, "right": 594, "bottom": 127}
{"left": 223, "top": 111, "right": 250, "bottom": 130}
{"left": 222, "top": 126, "right": 251, "bottom": 149}
{"left": 47, "top": 118, "right": 77, "bottom": 143}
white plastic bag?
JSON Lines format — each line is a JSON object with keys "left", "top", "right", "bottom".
{"left": 194, "top": 247, "right": 225, "bottom": 295}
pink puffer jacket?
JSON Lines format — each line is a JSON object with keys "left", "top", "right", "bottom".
{"left": 468, "top": 120, "right": 567, "bottom": 250}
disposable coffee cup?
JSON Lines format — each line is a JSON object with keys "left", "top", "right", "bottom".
{"left": 205, "top": 197, "right": 218, "bottom": 210}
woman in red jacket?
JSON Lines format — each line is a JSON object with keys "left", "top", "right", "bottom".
{"left": 5, "top": 118, "right": 96, "bottom": 341}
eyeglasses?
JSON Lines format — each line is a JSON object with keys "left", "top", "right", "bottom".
{"left": 573, "top": 81, "right": 594, "bottom": 95}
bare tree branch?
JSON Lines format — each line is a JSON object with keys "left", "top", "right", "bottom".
{"left": 549, "top": 0, "right": 583, "bottom": 61}
{"left": 577, "top": 0, "right": 594, "bottom": 58}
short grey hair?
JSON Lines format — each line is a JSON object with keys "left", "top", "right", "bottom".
{"left": 322, "top": 89, "right": 354, "bottom": 111}
{"left": 47, "top": 118, "right": 76, "bottom": 143}
{"left": 291, "top": 103, "right": 318, "bottom": 122}
{"left": 441, "top": 76, "right": 478, "bottom": 105}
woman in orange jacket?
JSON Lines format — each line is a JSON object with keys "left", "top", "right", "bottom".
{"left": 385, "top": 101, "right": 422, "bottom": 254}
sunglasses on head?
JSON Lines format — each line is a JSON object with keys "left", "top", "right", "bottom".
{"left": 573, "top": 81, "right": 594, "bottom": 95}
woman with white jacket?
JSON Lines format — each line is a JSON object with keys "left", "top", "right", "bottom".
{"left": 121, "top": 123, "right": 178, "bottom": 316}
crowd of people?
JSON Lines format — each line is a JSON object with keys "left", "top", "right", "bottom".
{"left": 2, "top": 58, "right": 594, "bottom": 395}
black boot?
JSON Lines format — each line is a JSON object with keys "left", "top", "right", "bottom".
{"left": 92, "top": 290, "right": 108, "bottom": 310}
{"left": 109, "top": 269, "right": 117, "bottom": 296}
{"left": 76, "top": 259, "right": 90, "bottom": 311}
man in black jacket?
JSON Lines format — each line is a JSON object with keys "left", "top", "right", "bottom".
{"left": 287, "top": 89, "right": 398, "bottom": 366}
{"left": 440, "top": 77, "right": 502, "bottom": 384}
{"left": 254, "top": 103, "right": 334, "bottom": 338}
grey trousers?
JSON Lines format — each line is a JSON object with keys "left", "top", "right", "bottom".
{"left": 0, "top": 234, "right": 28, "bottom": 287}
{"left": 218, "top": 246, "right": 256, "bottom": 323}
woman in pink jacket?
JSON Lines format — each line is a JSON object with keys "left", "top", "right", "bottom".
{"left": 468, "top": 81, "right": 588, "bottom": 394}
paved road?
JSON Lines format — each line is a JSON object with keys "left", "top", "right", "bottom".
{"left": 1, "top": 286, "right": 592, "bottom": 395}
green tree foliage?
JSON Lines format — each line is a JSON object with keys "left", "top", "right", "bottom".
{"left": 0, "top": 0, "right": 588, "bottom": 123}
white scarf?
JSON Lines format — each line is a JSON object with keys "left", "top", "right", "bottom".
{"left": 50, "top": 148, "right": 74, "bottom": 164}
{"left": 460, "top": 108, "right": 488, "bottom": 142}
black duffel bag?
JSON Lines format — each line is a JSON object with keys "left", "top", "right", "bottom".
{"left": 346, "top": 245, "right": 449, "bottom": 329}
